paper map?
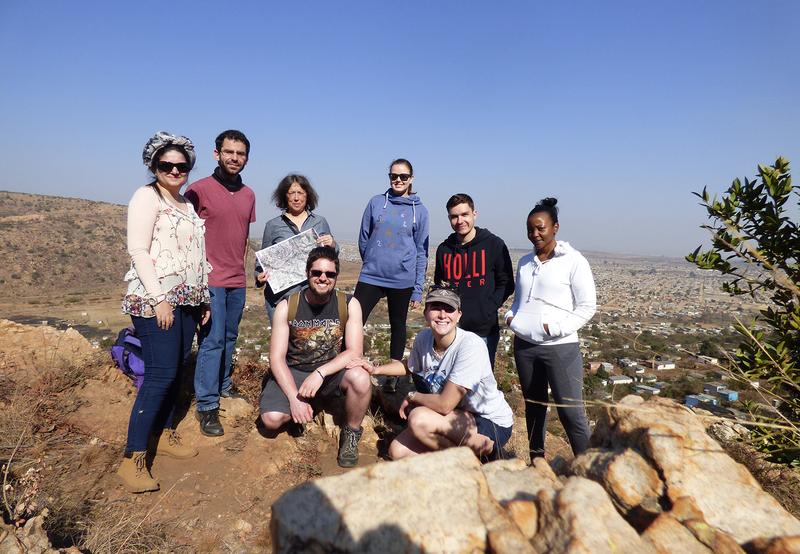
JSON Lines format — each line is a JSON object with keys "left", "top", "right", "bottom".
{"left": 255, "top": 229, "right": 318, "bottom": 293}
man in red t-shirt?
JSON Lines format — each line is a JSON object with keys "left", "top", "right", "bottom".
{"left": 185, "top": 130, "right": 256, "bottom": 436}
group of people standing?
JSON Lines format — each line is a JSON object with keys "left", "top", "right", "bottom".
{"left": 117, "top": 130, "right": 597, "bottom": 494}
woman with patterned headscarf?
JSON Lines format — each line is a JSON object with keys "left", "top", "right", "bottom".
{"left": 117, "top": 132, "right": 211, "bottom": 493}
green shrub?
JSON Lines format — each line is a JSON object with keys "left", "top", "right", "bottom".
{"left": 687, "top": 157, "right": 799, "bottom": 466}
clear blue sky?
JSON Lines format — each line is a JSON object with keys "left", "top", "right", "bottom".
{"left": 1, "top": 1, "right": 797, "bottom": 257}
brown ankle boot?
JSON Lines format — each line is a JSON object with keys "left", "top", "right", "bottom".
{"left": 117, "top": 451, "right": 159, "bottom": 493}
{"left": 154, "top": 429, "right": 198, "bottom": 459}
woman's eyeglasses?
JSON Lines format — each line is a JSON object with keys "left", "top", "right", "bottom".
{"left": 310, "top": 269, "right": 338, "bottom": 279}
{"left": 388, "top": 173, "right": 412, "bottom": 182}
{"left": 157, "top": 161, "right": 191, "bottom": 174}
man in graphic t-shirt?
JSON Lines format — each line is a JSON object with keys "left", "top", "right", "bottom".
{"left": 258, "top": 246, "right": 372, "bottom": 468}
{"left": 434, "top": 193, "right": 514, "bottom": 368}
{"left": 185, "top": 130, "right": 255, "bottom": 437}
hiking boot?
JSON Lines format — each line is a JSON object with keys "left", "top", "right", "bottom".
{"left": 116, "top": 451, "right": 159, "bottom": 493}
{"left": 153, "top": 429, "right": 198, "bottom": 459}
{"left": 196, "top": 408, "right": 224, "bottom": 437}
{"left": 220, "top": 386, "right": 246, "bottom": 401}
{"left": 337, "top": 425, "right": 363, "bottom": 468}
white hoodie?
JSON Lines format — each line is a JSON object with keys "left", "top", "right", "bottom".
{"left": 505, "top": 241, "right": 596, "bottom": 345}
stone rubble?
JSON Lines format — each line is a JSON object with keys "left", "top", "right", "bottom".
{"left": 272, "top": 395, "right": 800, "bottom": 553}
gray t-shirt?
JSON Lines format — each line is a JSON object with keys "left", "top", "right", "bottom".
{"left": 408, "top": 328, "right": 514, "bottom": 428}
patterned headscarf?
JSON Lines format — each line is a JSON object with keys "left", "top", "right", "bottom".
{"left": 142, "top": 131, "right": 196, "bottom": 169}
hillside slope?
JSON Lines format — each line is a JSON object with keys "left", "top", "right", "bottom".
{"left": 0, "top": 191, "right": 128, "bottom": 298}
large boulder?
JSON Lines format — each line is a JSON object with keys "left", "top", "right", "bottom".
{"left": 569, "top": 447, "right": 664, "bottom": 528}
{"left": 531, "top": 476, "right": 655, "bottom": 553}
{"left": 271, "top": 447, "right": 531, "bottom": 553}
{"left": 482, "top": 458, "right": 562, "bottom": 539}
{"left": 592, "top": 395, "right": 800, "bottom": 544}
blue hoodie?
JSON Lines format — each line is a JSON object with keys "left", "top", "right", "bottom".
{"left": 358, "top": 189, "right": 429, "bottom": 301}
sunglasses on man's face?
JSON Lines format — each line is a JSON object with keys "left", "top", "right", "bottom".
{"left": 310, "top": 269, "right": 338, "bottom": 279}
{"left": 157, "top": 161, "right": 191, "bottom": 174}
{"left": 388, "top": 173, "right": 412, "bottom": 182}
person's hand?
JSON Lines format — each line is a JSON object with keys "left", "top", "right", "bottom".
{"left": 505, "top": 315, "right": 514, "bottom": 326}
{"left": 256, "top": 271, "right": 270, "bottom": 284}
{"left": 410, "top": 300, "right": 422, "bottom": 310}
{"left": 316, "top": 235, "right": 334, "bottom": 248}
{"left": 346, "top": 357, "right": 376, "bottom": 374}
{"left": 475, "top": 436, "right": 494, "bottom": 456}
{"left": 200, "top": 304, "right": 211, "bottom": 326}
{"left": 399, "top": 397, "right": 411, "bottom": 420}
{"left": 298, "top": 371, "right": 324, "bottom": 398}
{"left": 289, "top": 397, "right": 314, "bottom": 424}
{"left": 543, "top": 322, "right": 550, "bottom": 336}
{"left": 155, "top": 301, "right": 174, "bottom": 330}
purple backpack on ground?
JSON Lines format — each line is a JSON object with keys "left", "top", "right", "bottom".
{"left": 110, "top": 327, "right": 145, "bottom": 388}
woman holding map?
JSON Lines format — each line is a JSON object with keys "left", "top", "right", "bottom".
{"left": 256, "top": 174, "right": 336, "bottom": 321}
{"left": 355, "top": 158, "right": 429, "bottom": 391}
{"left": 118, "top": 132, "right": 211, "bottom": 493}
{"left": 505, "top": 197, "right": 596, "bottom": 461}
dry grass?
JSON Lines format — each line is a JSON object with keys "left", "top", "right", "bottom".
{"left": 284, "top": 435, "right": 323, "bottom": 480}
{"left": 233, "top": 359, "right": 268, "bottom": 406}
{"left": 1, "top": 356, "right": 119, "bottom": 549}
{"left": 718, "top": 439, "right": 800, "bottom": 519}
{"left": 78, "top": 499, "right": 178, "bottom": 553}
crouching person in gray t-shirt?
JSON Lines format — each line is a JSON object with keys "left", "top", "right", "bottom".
{"left": 348, "top": 287, "right": 513, "bottom": 461}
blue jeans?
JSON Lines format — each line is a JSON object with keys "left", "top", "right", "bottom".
{"left": 195, "top": 286, "right": 246, "bottom": 412}
{"left": 479, "top": 327, "right": 500, "bottom": 369}
{"left": 126, "top": 306, "right": 198, "bottom": 453}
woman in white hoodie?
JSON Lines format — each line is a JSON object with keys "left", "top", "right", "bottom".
{"left": 505, "top": 197, "right": 596, "bottom": 460}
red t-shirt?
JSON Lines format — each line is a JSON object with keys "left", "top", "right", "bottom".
{"left": 185, "top": 176, "right": 256, "bottom": 288}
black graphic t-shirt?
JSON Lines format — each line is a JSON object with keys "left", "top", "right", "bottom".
{"left": 286, "top": 292, "right": 343, "bottom": 373}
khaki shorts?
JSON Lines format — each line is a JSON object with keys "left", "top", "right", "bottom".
{"left": 259, "top": 367, "right": 345, "bottom": 415}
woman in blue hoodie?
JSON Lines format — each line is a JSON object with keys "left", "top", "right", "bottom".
{"left": 355, "top": 159, "right": 429, "bottom": 383}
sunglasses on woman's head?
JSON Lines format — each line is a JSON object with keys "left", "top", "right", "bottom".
{"left": 310, "top": 269, "right": 338, "bottom": 279}
{"left": 388, "top": 173, "right": 412, "bottom": 182}
{"left": 157, "top": 161, "right": 191, "bottom": 174}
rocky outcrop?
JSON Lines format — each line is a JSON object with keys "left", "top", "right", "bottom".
{"left": 272, "top": 395, "right": 800, "bottom": 553}
{"left": 569, "top": 447, "right": 664, "bottom": 528}
{"left": 0, "top": 319, "right": 95, "bottom": 380}
{"left": 591, "top": 395, "right": 800, "bottom": 544}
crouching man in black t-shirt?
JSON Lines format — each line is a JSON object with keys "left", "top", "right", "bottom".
{"left": 259, "top": 246, "right": 370, "bottom": 468}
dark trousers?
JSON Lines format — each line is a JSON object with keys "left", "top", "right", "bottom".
{"left": 354, "top": 281, "right": 413, "bottom": 361}
{"left": 126, "top": 306, "right": 198, "bottom": 453}
{"left": 514, "top": 338, "right": 590, "bottom": 459}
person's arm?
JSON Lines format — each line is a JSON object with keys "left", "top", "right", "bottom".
{"left": 184, "top": 186, "right": 200, "bottom": 214}
{"left": 269, "top": 300, "right": 313, "bottom": 423}
{"left": 493, "top": 242, "right": 515, "bottom": 307}
{"left": 255, "top": 219, "right": 275, "bottom": 288}
{"left": 348, "top": 358, "right": 407, "bottom": 376}
{"left": 401, "top": 381, "right": 467, "bottom": 418}
{"left": 411, "top": 205, "right": 430, "bottom": 305}
{"left": 314, "top": 216, "right": 338, "bottom": 252}
{"left": 127, "top": 187, "right": 162, "bottom": 298}
{"left": 504, "top": 259, "right": 524, "bottom": 325}
{"left": 545, "top": 256, "right": 597, "bottom": 337}
{"left": 298, "top": 298, "right": 364, "bottom": 397}
{"left": 358, "top": 201, "right": 372, "bottom": 260}
{"left": 433, "top": 245, "right": 444, "bottom": 287}
{"left": 244, "top": 196, "right": 255, "bottom": 274}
